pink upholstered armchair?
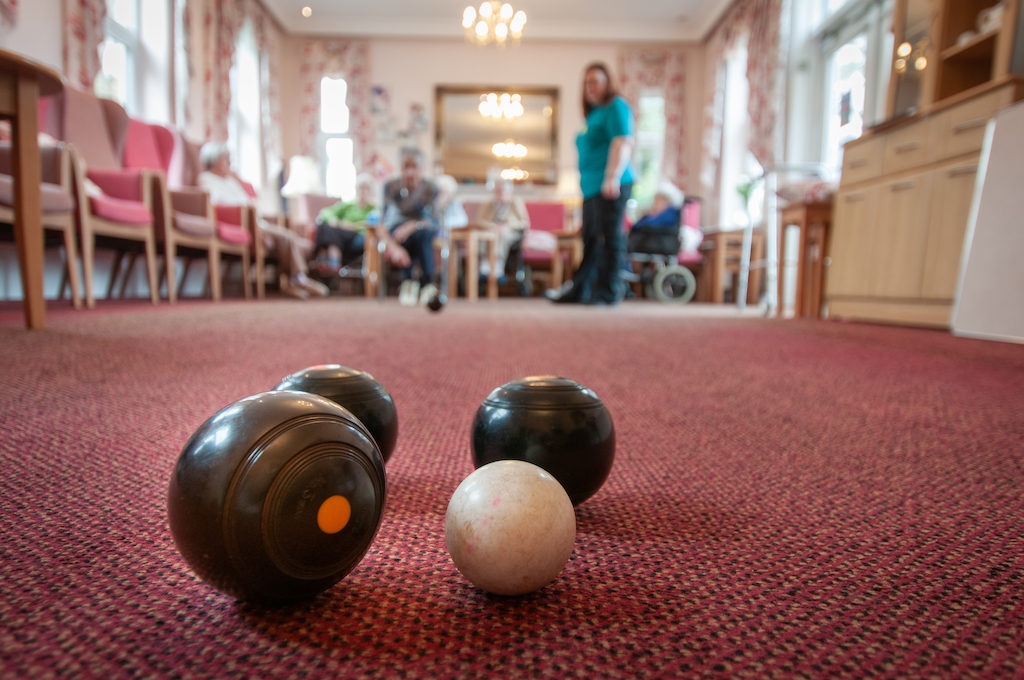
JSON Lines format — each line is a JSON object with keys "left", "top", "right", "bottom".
{"left": 122, "top": 119, "right": 222, "bottom": 303}
{"left": 0, "top": 142, "right": 86, "bottom": 308}
{"left": 40, "top": 86, "right": 159, "bottom": 307}
{"left": 522, "top": 201, "right": 570, "bottom": 290}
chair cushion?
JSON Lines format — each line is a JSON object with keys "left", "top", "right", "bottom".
{"left": 174, "top": 211, "right": 215, "bottom": 237}
{"left": 89, "top": 194, "right": 152, "bottom": 225}
{"left": 0, "top": 175, "right": 74, "bottom": 214}
{"left": 217, "top": 221, "right": 251, "bottom": 245}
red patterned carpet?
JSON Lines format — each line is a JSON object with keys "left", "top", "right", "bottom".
{"left": 2, "top": 298, "right": 1023, "bottom": 678}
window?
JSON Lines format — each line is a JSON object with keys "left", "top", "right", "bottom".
{"left": 823, "top": 35, "right": 868, "bottom": 171}
{"left": 95, "top": 0, "right": 136, "bottom": 107}
{"left": 320, "top": 76, "right": 356, "bottom": 200}
{"left": 788, "top": 0, "right": 893, "bottom": 174}
{"left": 95, "top": 0, "right": 172, "bottom": 123}
{"left": 631, "top": 92, "right": 666, "bottom": 209}
{"left": 229, "top": 19, "right": 263, "bottom": 189}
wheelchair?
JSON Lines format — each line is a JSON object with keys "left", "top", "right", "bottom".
{"left": 625, "top": 225, "right": 699, "bottom": 304}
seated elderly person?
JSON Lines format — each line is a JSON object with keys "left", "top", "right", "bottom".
{"left": 476, "top": 178, "right": 530, "bottom": 279}
{"left": 198, "top": 142, "right": 327, "bottom": 299}
{"left": 633, "top": 181, "right": 684, "bottom": 231}
{"left": 312, "top": 173, "right": 380, "bottom": 277}
{"left": 381, "top": 147, "right": 440, "bottom": 304}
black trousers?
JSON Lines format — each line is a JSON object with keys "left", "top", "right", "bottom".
{"left": 569, "top": 184, "right": 632, "bottom": 303}
{"left": 314, "top": 221, "right": 365, "bottom": 261}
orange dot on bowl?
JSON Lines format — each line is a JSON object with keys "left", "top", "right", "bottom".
{"left": 317, "top": 495, "right": 351, "bottom": 534}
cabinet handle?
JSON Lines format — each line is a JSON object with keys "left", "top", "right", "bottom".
{"left": 848, "top": 158, "right": 868, "bottom": 168}
{"left": 953, "top": 118, "right": 987, "bottom": 134}
{"left": 890, "top": 180, "right": 916, "bottom": 192}
{"left": 948, "top": 164, "right": 979, "bottom": 178}
{"left": 844, "top": 193, "right": 866, "bottom": 203}
{"left": 894, "top": 142, "right": 920, "bottom": 154}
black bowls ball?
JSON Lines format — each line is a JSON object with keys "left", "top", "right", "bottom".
{"left": 471, "top": 376, "right": 615, "bottom": 505}
{"left": 426, "top": 292, "right": 446, "bottom": 312}
{"left": 275, "top": 365, "right": 398, "bottom": 463}
{"left": 167, "top": 390, "right": 387, "bottom": 605}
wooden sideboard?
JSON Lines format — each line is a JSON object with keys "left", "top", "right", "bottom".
{"left": 826, "top": 82, "right": 1022, "bottom": 327}
{"left": 827, "top": 0, "right": 1024, "bottom": 327}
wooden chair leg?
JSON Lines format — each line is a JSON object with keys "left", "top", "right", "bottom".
{"left": 144, "top": 236, "right": 159, "bottom": 304}
{"left": 107, "top": 250, "right": 127, "bottom": 299}
{"left": 61, "top": 227, "right": 83, "bottom": 309}
{"left": 82, "top": 229, "right": 96, "bottom": 308}
{"left": 117, "top": 252, "right": 141, "bottom": 299}
{"left": 209, "top": 248, "right": 222, "bottom": 301}
{"left": 166, "top": 245, "right": 178, "bottom": 304}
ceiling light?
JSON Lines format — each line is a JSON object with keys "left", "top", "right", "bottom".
{"left": 301, "top": 6, "right": 312, "bottom": 18}
{"left": 462, "top": 2, "right": 526, "bottom": 46}
{"left": 478, "top": 93, "right": 524, "bottom": 120}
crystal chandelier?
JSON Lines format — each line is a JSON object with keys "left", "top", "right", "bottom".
{"left": 462, "top": 2, "right": 527, "bottom": 46}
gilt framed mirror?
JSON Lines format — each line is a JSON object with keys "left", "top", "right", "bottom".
{"left": 434, "top": 85, "right": 559, "bottom": 185}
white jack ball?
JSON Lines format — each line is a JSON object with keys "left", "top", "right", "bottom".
{"left": 445, "top": 460, "right": 576, "bottom": 595}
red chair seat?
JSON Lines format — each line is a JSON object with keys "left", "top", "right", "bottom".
{"left": 0, "top": 176, "right": 74, "bottom": 214}
{"left": 174, "top": 211, "right": 215, "bottom": 237}
{"left": 217, "top": 221, "right": 251, "bottom": 245}
{"left": 89, "top": 194, "right": 152, "bottom": 225}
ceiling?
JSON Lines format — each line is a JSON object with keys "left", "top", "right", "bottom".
{"left": 261, "top": 0, "right": 733, "bottom": 43}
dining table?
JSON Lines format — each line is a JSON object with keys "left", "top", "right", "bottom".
{"left": 1, "top": 48, "right": 64, "bottom": 330}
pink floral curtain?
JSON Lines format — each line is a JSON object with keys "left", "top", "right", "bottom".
{"left": 746, "top": 0, "right": 783, "bottom": 168}
{"left": 212, "top": 0, "right": 245, "bottom": 142}
{"left": 62, "top": 0, "right": 107, "bottom": 90}
{"left": 0, "top": 0, "right": 18, "bottom": 27}
{"left": 298, "top": 39, "right": 373, "bottom": 170}
{"left": 255, "top": 11, "right": 284, "bottom": 180}
{"left": 619, "top": 47, "right": 690, "bottom": 192}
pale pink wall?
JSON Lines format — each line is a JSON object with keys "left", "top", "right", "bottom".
{"left": 0, "top": 0, "right": 63, "bottom": 71}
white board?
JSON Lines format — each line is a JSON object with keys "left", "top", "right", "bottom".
{"left": 951, "top": 100, "right": 1024, "bottom": 344}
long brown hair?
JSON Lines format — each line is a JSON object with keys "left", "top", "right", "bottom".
{"left": 582, "top": 62, "right": 619, "bottom": 118}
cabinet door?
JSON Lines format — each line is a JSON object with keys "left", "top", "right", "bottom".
{"left": 827, "top": 186, "right": 879, "bottom": 297}
{"left": 873, "top": 171, "right": 934, "bottom": 298}
{"left": 921, "top": 159, "right": 980, "bottom": 299}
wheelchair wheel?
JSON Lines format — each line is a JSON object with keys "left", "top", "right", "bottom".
{"left": 647, "top": 264, "right": 696, "bottom": 304}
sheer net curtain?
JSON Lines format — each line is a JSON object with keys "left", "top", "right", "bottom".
{"left": 62, "top": 0, "right": 107, "bottom": 89}
{"left": 618, "top": 48, "right": 690, "bottom": 192}
{"left": 297, "top": 40, "right": 373, "bottom": 174}
{"left": 700, "top": 0, "right": 786, "bottom": 227}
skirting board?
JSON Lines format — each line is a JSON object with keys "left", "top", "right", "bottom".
{"left": 952, "top": 100, "right": 1024, "bottom": 344}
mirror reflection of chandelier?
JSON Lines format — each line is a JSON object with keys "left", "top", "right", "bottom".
{"left": 462, "top": 2, "right": 527, "bottom": 46}
{"left": 492, "top": 140, "right": 528, "bottom": 159}
{"left": 501, "top": 168, "right": 529, "bottom": 181}
{"left": 479, "top": 92, "right": 524, "bottom": 119}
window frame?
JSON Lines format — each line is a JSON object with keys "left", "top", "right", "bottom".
{"left": 786, "top": 0, "right": 894, "bottom": 173}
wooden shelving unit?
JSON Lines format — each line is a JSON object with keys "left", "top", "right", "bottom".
{"left": 933, "top": 0, "right": 1021, "bottom": 103}
{"left": 826, "top": 0, "right": 1024, "bottom": 328}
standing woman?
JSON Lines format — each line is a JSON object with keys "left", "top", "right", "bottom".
{"left": 549, "top": 62, "right": 635, "bottom": 305}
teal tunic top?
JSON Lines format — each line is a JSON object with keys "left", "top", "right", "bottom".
{"left": 576, "top": 96, "right": 636, "bottom": 199}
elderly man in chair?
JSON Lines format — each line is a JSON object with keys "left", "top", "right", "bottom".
{"left": 198, "top": 142, "right": 328, "bottom": 300}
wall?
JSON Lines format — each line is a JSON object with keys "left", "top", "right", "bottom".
{"left": 279, "top": 36, "right": 704, "bottom": 201}
{"left": 0, "top": 0, "right": 62, "bottom": 70}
